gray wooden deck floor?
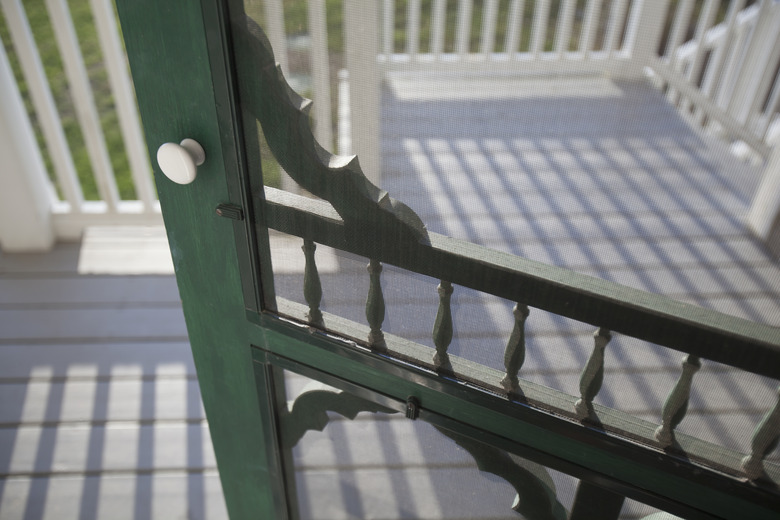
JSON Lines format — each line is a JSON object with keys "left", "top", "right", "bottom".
{"left": 2, "top": 74, "right": 780, "bottom": 519}
{"left": 0, "top": 243, "right": 228, "bottom": 519}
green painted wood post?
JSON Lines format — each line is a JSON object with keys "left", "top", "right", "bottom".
{"left": 116, "top": 1, "right": 287, "bottom": 517}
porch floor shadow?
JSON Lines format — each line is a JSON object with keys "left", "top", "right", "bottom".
{"left": 1, "top": 74, "right": 779, "bottom": 519}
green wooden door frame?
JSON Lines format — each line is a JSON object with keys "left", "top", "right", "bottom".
{"left": 116, "top": 1, "right": 780, "bottom": 519}
{"left": 115, "top": 0, "right": 282, "bottom": 517}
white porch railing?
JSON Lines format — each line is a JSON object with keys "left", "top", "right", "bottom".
{"left": 370, "top": 0, "right": 780, "bottom": 155}
{"left": 378, "top": 0, "right": 648, "bottom": 75}
{"left": 1, "top": 0, "right": 779, "bottom": 252}
{"left": 650, "top": 0, "right": 780, "bottom": 158}
{"left": 0, "top": 0, "right": 159, "bottom": 252}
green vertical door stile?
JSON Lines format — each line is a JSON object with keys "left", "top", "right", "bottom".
{"left": 115, "top": 0, "right": 285, "bottom": 517}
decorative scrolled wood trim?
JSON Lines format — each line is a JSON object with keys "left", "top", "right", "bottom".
{"left": 282, "top": 382, "right": 395, "bottom": 447}
{"left": 232, "top": 18, "right": 429, "bottom": 250}
{"left": 434, "top": 426, "right": 568, "bottom": 520}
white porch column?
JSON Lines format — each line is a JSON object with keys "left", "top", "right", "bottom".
{"left": 344, "top": 0, "right": 381, "bottom": 186}
{"left": 748, "top": 145, "right": 780, "bottom": 256}
{"left": 0, "top": 42, "right": 54, "bottom": 252}
{"left": 620, "top": 0, "right": 672, "bottom": 76}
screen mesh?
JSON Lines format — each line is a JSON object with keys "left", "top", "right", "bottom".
{"left": 242, "top": 1, "right": 780, "bottom": 517}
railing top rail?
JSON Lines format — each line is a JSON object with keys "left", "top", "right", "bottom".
{"left": 263, "top": 186, "right": 780, "bottom": 380}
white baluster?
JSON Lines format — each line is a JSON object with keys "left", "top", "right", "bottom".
{"left": 603, "top": 0, "right": 628, "bottom": 57}
{"left": 263, "top": 0, "right": 295, "bottom": 192}
{"left": 431, "top": 0, "right": 447, "bottom": 58}
{"left": 504, "top": 0, "right": 525, "bottom": 55}
{"left": 578, "top": 0, "right": 603, "bottom": 56}
{"left": 480, "top": 0, "right": 499, "bottom": 57}
{"left": 555, "top": 0, "right": 577, "bottom": 55}
{"left": 309, "top": 0, "right": 333, "bottom": 151}
{"left": 263, "top": 0, "right": 288, "bottom": 75}
{"left": 694, "top": 0, "right": 746, "bottom": 126}
{"left": 46, "top": 0, "right": 120, "bottom": 211}
{"left": 621, "top": 0, "right": 670, "bottom": 75}
{"left": 530, "top": 0, "right": 551, "bottom": 57}
{"left": 713, "top": 9, "right": 755, "bottom": 112}
{"left": 679, "top": 0, "right": 720, "bottom": 114}
{"left": 383, "top": 0, "right": 395, "bottom": 56}
{"left": 344, "top": 0, "right": 381, "bottom": 186}
{"left": 456, "top": 0, "right": 474, "bottom": 56}
{"left": 90, "top": 0, "right": 156, "bottom": 212}
{"left": 758, "top": 69, "right": 780, "bottom": 141}
{"left": 0, "top": 0, "right": 83, "bottom": 211}
{"left": 748, "top": 138, "right": 780, "bottom": 242}
{"left": 728, "top": 0, "right": 780, "bottom": 131}
{"left": 407, "top": 0, "right": 421, "bottom": 59}
{"left": 664, "top": 0, "right": 695, "bottom": 104}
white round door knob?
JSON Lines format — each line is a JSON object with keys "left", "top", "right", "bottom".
{"left": 156, "top": 138, "right": 205, "bottom": 184}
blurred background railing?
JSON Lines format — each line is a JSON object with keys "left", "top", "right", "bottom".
{"left": 1, "top": 0, "right": 779, "bottom": 252}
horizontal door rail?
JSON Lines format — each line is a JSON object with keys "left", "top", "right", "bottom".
{"left": 263, "top": 298, "right": 780, "bottom": 519}
{"left": 261, "top": 185, "right": 780, "bottom": 497}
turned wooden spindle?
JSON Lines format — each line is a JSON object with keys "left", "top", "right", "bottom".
{"left": 302, "top": 239, "right": 324, "bottom": 328}
{"left": 655, "top": 354, "right": 701, "bottom": 447}
{"left": 433, "top": 280, "right": 454, "bottom": 375}
{"left": 365, "top": 259, "right": 387, "bottom": 352}
{"left": 574, "top": 327, "right": 611, "bottom": 420}
{"left": 500, "top": 302, "right": 530, "bottom": 393}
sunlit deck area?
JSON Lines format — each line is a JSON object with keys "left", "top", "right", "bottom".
{"left": 0, "top": 238, "right": 227, "bottom": 518}
{"left": 3, "top": 69, "right": 779, "bottom": 518}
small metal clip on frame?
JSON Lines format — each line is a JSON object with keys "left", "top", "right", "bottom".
{"left": 406, "top": 396, "right": 420, "bottom": 420}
